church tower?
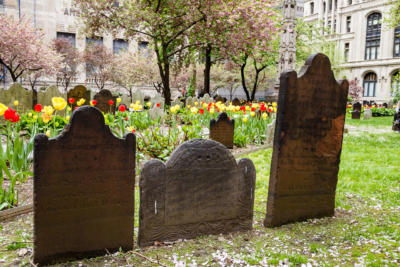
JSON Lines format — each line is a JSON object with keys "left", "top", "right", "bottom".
{"left": 278, "top": 0, "right": 297, "bottom": 77}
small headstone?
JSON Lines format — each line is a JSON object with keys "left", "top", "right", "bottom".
{"left": 149, "top": 106, "right": 164, "bottom": 120}
{"left": 393, "top": 110, "right": 400, "bottom": 132}
{"left": 232, "top": 98, "right": 241, "bottom": 106}
{"left": 215, "top": 96, "right": 224, "bottom": 103}
{"left": 150, "top": 93, "right": 164, "bottom": 109}
{"left": 265, "top": 119, "right": 276, "bottom": 147}
{"left": 383, "top": 103, "right": 388, "bottom": 108}
{"left": 138, "top": 139, "right": 256, "bottom": 247}
{"left": 352, "top": 102, "right": 361, "bottom": 119}
{"left": 185, "top": 96, "right": 194, "bottom": 107}
{"left": 94, "top": 89, "right": 117, "bottom": 113}
{"left": 33, "top": 106, "right": 136, "bottom": 265}
{"left": 67, "top": 85, "right": 90, "bottom": 109}
{"left": 200, "top": 94, "right": 212, "bottom": 105}
{"left": 0, "top": 83, "right": 33, "bottom": 111}
{"left": 210, "top": 112, "right": 235, "bottom": 149}
{"left": 132, "top": 90, "right": 145, "bottom": 106}
{"left": 38, "top": 86, "right": 66, "bottom": 107}
{"left": 264, "top": 53, "right": 348, "bottom": 227}
{"left": 363, "top": 109, "right": 372, "bottom": 120}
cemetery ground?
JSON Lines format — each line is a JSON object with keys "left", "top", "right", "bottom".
{"left": 0, "top": 115, "right": 399, "bottom": 266}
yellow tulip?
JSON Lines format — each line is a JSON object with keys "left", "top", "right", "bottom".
{"left": 67, "top": 106, "right": 72, "bottom": 111}
{"left": 42, "top": 113, "right": 51, "bottom": 123}
{"left": 43, "top": 106, "right": 54, "bottom": 116}
{"left": 170, "top": 106, "right": 176, "bottom": 113}
{"left": 272, "top": 102, "right": 277, "bottom": 107}
{"left": 116, "top": 97, "right": 121, "bottom": 103}
{"left": 194, "top": 102, "right": 198, "bottom": 106}
{"left": 28, "top": 113, "right": 32, "bottom": 117}
{"left": 52, "top": 97, "right": 67, "bottom": 111}
{"left": 13, "top": 100, "right": 19, "bottom": 106}
{"left": 66, "top": 115, "right": 70, "bottom": 121}
{"left": 245, "top": 106, "right": 250, "bottom": 111}
{"left": 174, "top": 105, "right": 180, "bottom": 111}
{"left": 33, "top": 115, "right": 38, "bottom": 120}
{"left": 243, "top": 117, "right": 248, "bottom": 122}
{"left": 190, "top": 107, "right": 198, "bottom": 114}
{"left": 209, "top": 108, "right": 215, "bottom": 114}
{"left": 130, "top": 103, "right": 135, "bottom": 109}
{"left": 146, "top": 102, "right": 151, "bottom": 107}
{"left": 0, "top": 103, "right": 8, "bottom": 116}
{"left": 250, "top": 111, "right": 256, "bottom": 117}
{"left": 136, "top": 100, "right": 140, "bottom": 105}
{"left": 45, "top": 130, "right": 50, "bottom": 137}
{"left": 262, "top": 112, "right": 268, "bottom": 120}
{"left": 77, "top": 98, "right": 86, "bottom": 107}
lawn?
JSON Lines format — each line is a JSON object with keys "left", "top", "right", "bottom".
{"left": 0, "top": 117, "right": 399, "bottom": 266}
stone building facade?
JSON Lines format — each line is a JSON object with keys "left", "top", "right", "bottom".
{"left": 0, "top": 0, "right": 157, "bottom": 95}
{"left": 303, "top": 0, "right": 400, "bottom": 103}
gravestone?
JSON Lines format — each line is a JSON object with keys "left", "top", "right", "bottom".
{"left": 215, "top": 96, "right": 225, "bottom": 103}
{"left": 150, "top": 93, "right": 164, "bottom": 109}
{"left": 149, "top": 106, "right": 164, "bottom": 121}
{"left": 94, "top": 89, "right": 117, "bottom": 113}
{"left": 171, "top": 98, "right": 183, "bottom": 108}
{"left": 67, "top": 85, "right": 90, "bottom": 109}
{"left": 264, "top": 53, "right": 348, "bottom": 227}
{"left": 265, "top": 119, "right": 276, "bottom": 147}
{"left": 0, "top": 83, "right": 33, "bottom": 111}
{"left": 363, "top": 109, "right": 372, "bottom": 120}
{"left": 393, "top": 110, "right": 400, "bottom": 132}
{"left": 383, "top": 103, "right": 388, "bottom": 108}
{"left": 33, "top": 106, "right": 136, "bottom": 265}
{"left": 352, "top": 102, "right": 361, "bottom": 119}
{"left": 232, "top": 98, "right": 241, "bottom": 106}
{"left": 138, "top": 139, "right": 256, "bottom": 247}
{"left": 388, "top": 100, "right": 394, "bottom": 109}
{"left": 120, "top": 94, "right": 131, "bottom": 106}
{"left": 210, "top": 112, "right": 235, "bottom": 149}
{"left": 132, "top": 90, "right": 145, "bottom": 106}
{"left": 185, "top": 96, "right": 194, "bottom": 107}
{"left": 200, "top": 94, "right": 213, "bottom": 105}
{"left": 38, "top": 86, "right": 67, "bottom": 107}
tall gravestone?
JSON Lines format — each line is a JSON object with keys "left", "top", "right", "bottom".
{"left": 150, "top": 93, "right": 164, "bottom": 109}
{"left": 352, "top": 102, "right": 361, "bottom": 119}
{"left": 138, "top": 139, "right": 256, "bottom": 247}
{"left": 210, "top": 112, "right": 235, "bottom": 149}
{"left": 94, "top": 89, "right": 117, "bottom": 113}
{"left": 33, "top": 106, "right": 136, "bottom": 265}
{"left": 0, "top": 83, "right": 33, "bottom": 111}
{"left": 264, "top": 53, "right": 348, "bottom": 227}
{"left": 67, "top": 85, "right": 90, "bottom": 109}
{"left": 393, "top": 109, "right": 400, "bottom": 132}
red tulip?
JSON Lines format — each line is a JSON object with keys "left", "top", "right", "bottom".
{"left": 199, "top": 108, "right": 204, "bottom": 114}
{"left": 125, "top": 117, "right": 128, "bottom": 121}
{"left": 260, "top": 105, "right": 266, "bottom": 112}
{"left": 132, "top": 129, "right": 136, "bottom": 133}
{"left": 68, "top": 98, "right": 75, "bottom": 104}
{"left": 119, "top": 105, "right": 126, "bottom": 112}
{"left": 251, "top": 107, "right": 256, "bottom": 112}
{"left": 4, "top": 108, "right": 16, "bottom": 121}
{"left": 11, "top": 113, "right": 19, "bottom": 123}
{"left": 34, "top": 104, "right": 42, "bottom": 112}
{"left": 156, "top": 103, "right": 160, "bottom": 108}
{"left": 108, "top": 100, "right": 114, "bottom": 106}
{"left": 240, "top": 106, "right": 246, "bottom": 111}
{"left": 268, "top": 107, "right": 273, "bottom": 112}
{"left": 74, "top": 107, "right": 78, "bottom": 110}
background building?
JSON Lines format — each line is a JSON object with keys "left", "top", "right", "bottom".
{"left": 303, "top": 0, "right": 400, "bottom": 103}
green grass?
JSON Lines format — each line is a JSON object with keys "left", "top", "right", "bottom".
{"left": 0, "top": 117, "right": 399, "bottom": 266}
{"left": 345, "top": 113, "right": 394, "bottom": 128}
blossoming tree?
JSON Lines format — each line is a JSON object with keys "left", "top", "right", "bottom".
{"left": 0, "top": 15, "right": 60, "bottom": 83}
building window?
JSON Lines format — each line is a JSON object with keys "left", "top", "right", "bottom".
{"left": 323, "top": 2, "right": 326, "bottom": 13}
{"left": 346, "top": 16, "right": 351, "bottom": 32}
{"left": 334, "top": 0, "right": 337, "bottom": 10}
{"left": 344, "top": 43, "right": 350, "bottom": 62}
{"left": 392, "top": 71, "right": 400, "bottom": 96}
{"left": 334, "top": 19, "right": 336, "bottom": 33}
{"left": 365, "top": 13, "right": 381, "bottom": 60}
{"left": 348, "top": 0, "right": 352, "bottom": 5}
{"left": 139, "top": 41, "right": 149, "bottom": 51}
{"left": 86, "top": 36, "right": 103, "bottom": 46}
{"left": 56, "top": 32, "right": 76, "bottom": 47}
{"left": 310, "top": 2, "right": 314, "bottom": 14}
{"left": 329, "top": 0, "right": 332, "bottom": 11}
{"left": 113, "top": 39, "right": 128, "bottom": 54}
{"left": 363, "top": 72, "right": 377, "bottom": 97}
{"left": 394, "top": 26, "right": 400, "bottom": 57}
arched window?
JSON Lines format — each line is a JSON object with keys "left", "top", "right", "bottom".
{"left": 363, "top": 72, "right": 377, "bottom": 97}
{"left": 394, "top": 26, "right": 400, "bottom": 57}
{"left": 365, "top": 13, "right": 382, "bottom": 60}
{"left": 310, "top": 2, "right": 314, "bottom": 14}
{"left": 392, "top": 71, "right": 400, "bottom": 96}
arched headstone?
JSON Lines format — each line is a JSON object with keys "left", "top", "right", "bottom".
{"left": 232, "top": 98, "right": 241, "bottom": 106}
{"left": 352, "top": 102, "right": 361, "bottom": 119}
{"left": 264, "top": 53, "right": 349, "bottom": 227}
{"left": 67, "top": 85, "right": 90, "bottom": 109}
{"left": 150, "top": 93, "right": 164, "bottom": 109}
{"left": 138, "top": 139, "right": 256, "bottom": 247}
{"left": 33, "top": 106, "right": 136, "bottom": 265}
{"left": 38, "top": 86, "right": 66, "bottom": 107}
{"left": 0, "top": 83, "right": 33, "bottom": 111}
{"left": 94, "top": 89, "right": 117, "bottom": 113}
{"left": 210, "top": 112, "right": 234, "bottom": 149}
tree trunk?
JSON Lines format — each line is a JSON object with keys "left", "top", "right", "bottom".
{"left": 32, "top": 88, "right": 38, "bottom": 108}
{"left": 240, "top": 55, "right": 251, "bottom": 101}
{"left": 203, "top": 44, "right": 212, "bottom": 96}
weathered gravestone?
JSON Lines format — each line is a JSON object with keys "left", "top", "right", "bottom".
{"left": 33, "top": 106, "right": 136, "bottom": 265}
{"left": 210, "top": 112, "right": 235, "bottom": 149}
{"left": 352, "top": 102, "right": 361, "bottom": 119}
{"left": 67, "top": 85, "right": 90, "bottom": 109}
{"left": 232, "top": 98, "right": 241, "bottom": 106}
{"left": 363, "top": 109, "right": 372, "bottom": 120}
{"left": 215, "top": 95, "right": 225, "bottom": 103}
{"left": 138, "top": 139, "right": 256, "bottom": 247}
{"left": 265, "top": 119, "right": 276, "bottom": 147}
{"left": 200, "top": 94, "right": 213, "bottom": 105}
{"left": 171, "top": 98, "right": 183, "bottom": 108}
{"left": 264, "top": 53, "right": 348, "bottom": 227}
{"left": 0, "top": 83, "right": 33, "bottom": 111}
{"left": 393, "top": 110, "right": 400, "bottom": 132}
{"left": 132, "top": 90, "right": 145, "bottom": 106}
{"left": 94, "top": 89, "right": 117, "bottom": 113}
{"left": 185, "top": 96, "right": 194, "bottom": 107}
{"left": 38, "top": 86, "right": 67, "bottom": 107}
{"left": 149, "top": 106, "right": 164, "bottom": 121}
{"left": 150, "top": 93, "right": 164, "bottom": 109}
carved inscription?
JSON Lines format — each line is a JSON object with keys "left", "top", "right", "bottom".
{"left": 210, "top": 112, "right": 235, "bottom": 149}
{"left": 138, "top": 139, "right": 256, "bottom": 247}
{"left": 33, "top": 106, "right": 136, "bottom": 265}
{"left": 94, "top": 89, "right": 117, "bottom": 113}
{"left": 264, "top": 53, "right": 349, "bottom": 227}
